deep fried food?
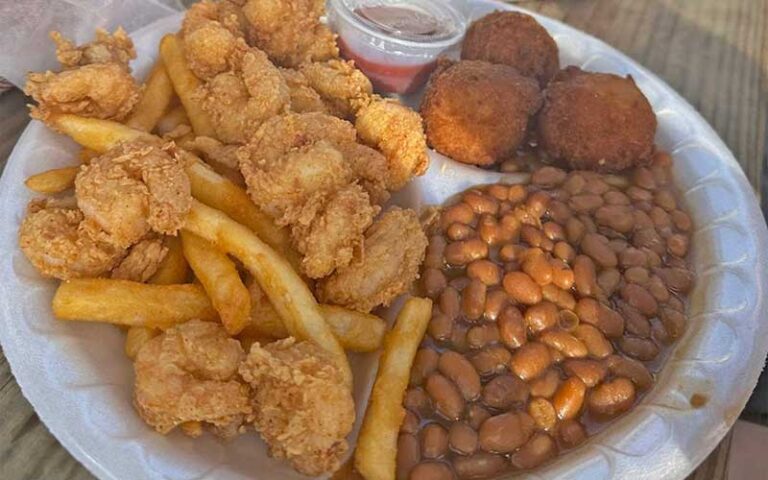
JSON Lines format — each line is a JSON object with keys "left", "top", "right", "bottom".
{"left": 199, "top": 49, "right": 289, "bottom": 143}
{"left": 241, "top": 0, "right": 339, "bottom": 67}
{"left": 52, "top": 28, "right": 136, "bottom": 71}
{"left": 420, "top": 60, "right": 541, "bottom": 166}
{"left": 111, "top": 236, "right": 169, "bottom": 282}
{"left": 298, "top": 59, "right": 372, "bottom": 119}
{"left": 291, "top": 183, "right": 379, "bottom": 279}
{"left": 462, "top": 11, "right": 559, "bottom": 86}
{"left": 279, "top": 68, "right": 329, "bottom": 114}
{"left": 181, "top": 1, "right": 248, "bottom": 80}
{"left": 134, "top": 320, "right": 251, "bottom": 437}
{"left": 317, "top": 208, "right": 428, "bottom": 313}
{"left": 19, "top": 199, "right": 125, "bottom": 280}
{"left": 75, "top": 141, "right": 191, "bottom": 248}
{"left": 538, "top": 67, "right": 657, "bottom": 172}
{"left": 239, "top": 337, "right": 355, "bottom": 476}
{"left": 355, "top": 96, "right": 429, "bottom": 190}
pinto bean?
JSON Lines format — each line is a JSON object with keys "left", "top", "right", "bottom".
{"left": 482, "top": 374, "right": 530, "bottom": 409}
{"left": 551, "top": 262, "right": 575, "bottom": 290}
{"left": 528, "top": 398, "right": 557, "bottom": 431}
{"left": 619, "top": 302, "right": 651, "bottom": 338}
{"left": 422, "top": 268, "right": 447, "bottom": 299}
{"left": 478, "top": 215, "right": 504, "bottom": 245}
{"left": 421, "top": 423, "right": 449, "bottom": 459}
{"left": 543, "top": 222, "right": 565, "bottom": 242}
{"left": 409, "top": 462, "right": 453, "bottom": 480}
{"left": 597, "top": 268, "right": 621, "bottom": 297}
{"left": 539, "top": 331, "right": 588, "bottom": 358}
{"left": 445, "top": 239, "right": 489, "bottom": 266}
{"left": 620, "top": 247, "right": 647, "bottom": 268}
{"left": 510, "top": 433, "right": 557, "bottom": 470}
{"left": 671, "top": 210, "right": 692, "bottom": 231}
{"left": 667, "top": 233, "right": 690, "bottom": 257}
{"left": 524, "top": 301, "right": 559, "bottom": 334}
{"left": 660, "top": 307, "right": 686, "bottom": 339}
{"left": 621, "top": 283, "right": 658, "bottom": 316}
{"left": 396, "top": 434, "right": 420, "bottom": 480}
{"left": 565, "top": 217, "right": 586, "bottom": 244}
{"left": 425, "top": 235, "right": 447, "bottom": 269}
{"left": 510, "top": 342, "right": 552, "bottom": 381}
{"left": 464, "top": 191, "right": 499, "bottom": 215}
{"left": 532, "top": 166, "right": 567, "bottom": 187}
{"left": 462, "top": 279, "right": 487, "bottom": 321}
{"left": 581, "top": 233, "right": 618, "bottom": 268}
{"left": 441, "top": 203, "right": 475, "bottom": 230}
{"left": 450, "top": 276, "right": 471, "bottom": 291}
{"left": 572, "top": 255, "right": 597, "bottom": 296}
{"left": 411, "top": 348, "right": 440, "bottom": 386}
{"left": 588, "top": 378, "right": 636, "bottom": 418}
{"left": 572, "top": 324, "right": 613, "bottom": 359}
{"left": 553, "top": 377, "right": 587, "bottom": 420}
{"left": 483, "top": 289, "right": 508, "bottom": 321}
{"left": 467, "top": 323, "right": 500, "bottom": 349}
{"left": 467, "top": 260, "right": 501, "bottom": 286}
{"left": 523, "top": 251, "right": 554, "bottom": 286}
{"left": 595, "top": 205, "right": 634, "bottom": 233}
{"left": 449, "top": 423, "right": 478, "bottom": 456}
{"left": 553, "top": 241, "right": 576, "bottom": 263}
{"left": 619, "top": 337, "right": 659, "bottom": 361}
{"left": 493, "top": 305, "right": 525, "bottom": 349}
{"left": 575, "top": 298, "right": 624, "bottom": 338}
{"left": 471, "top": 345, "right": 512, "bottom": 377}
{"left": 604, "top": 190, "right": 630, "bottom": 205}
{"left": 654, "top": 189, "right": 677, "bottom": 211}
{"left": 541, "top": 284, "right": 576, "bottom": 310}
{"left": 605, "top": 355, "right": 653, "bottom": 390}
{"left": 429, "top": 311, "right": 453, "bottom": 342}
{"left": 486, "top": 184, "right": 509, "bottom": 201}
{"left": 439, "top": 287, "right": 461, "bottom": 321}
{"left": 569, "top": 193, "right": 604, "bottom": 213}
{"left": 426, "top": 373, "right": 465, "bottom": 421}
{"left": 503, "top": 271, "right": 542, "bottom": 305}
{"left": 401, "top": 410, "right": 419, "bottom": 434}
{"left": 404, "top": 387, "right": 432, "bottom": 417}
{"left": 563, "top": 359, "right": 607, "bottom": 387}
{"left": 563, "top": 173, "right": 586, "bottom": 194}
{"left": 653, "top": 267, "right": 694, "bottom": 293}
{"left": 624, "top": 266, "right": 650, "bottom": 286}
{"left": 447, "top": 222, "right": 474, "bottom": 241}
{"left": 438, "top": 351, "right": 481, "bottom": 401}
{"left": 632, "top": 227, "right": 665, "bottom": 255}
{"left": 467, "top": 404, "right": 492, "bottom": 430}
{"left": 548, "top": 201, "right": 572, "bottom": 224}
{"left": 647, "top": 275, "right": 671, "bottom": 303}
{"left": 478, "top": 412, "right": 536, "bottom": 453}
{"left": 557, "top": 419, "right": 587, "bottom": 449}
{"left": 530, "top": 369, "right": 561, "bottom": 398}
{"left": 507, "top": 184, "right": 527, "bottom": 203}
{"left": 452, "top": 453, "right": 507, "bottom": 479}
{"left": 526, "top": 191, "right": 551, "bottom": 218}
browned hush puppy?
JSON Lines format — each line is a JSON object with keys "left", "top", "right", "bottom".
{"left": 538, "top": 67, "right": 657, "bottom": 173}
{"left": 420, "top": 60, "right": 542, "bottom": 167}
{"left": 462, "top": 11, "right": 560, "bottom": 86}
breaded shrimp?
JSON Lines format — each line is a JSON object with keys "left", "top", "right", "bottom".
{"left": 111, "top": 236, "right": 169, "bottom": 282}
{"left": 317, "top": 208, "right": 428, "bottom": 312}
{"left": 183, "top": 22, "right": 247, "bottom": 81}
{"left": 292, "top": 183, "right": 379, "bottom": 279}
{"left": 298, "top": 59, "right": 372, "bottom": 119}
{"left": 18, "top": 199, "right": 125, "bottom": 280}
{"left": 199, "top": 49, "right": 290, "bottom": 144}
{"left": 134, "top": 320, "right": 252, "bottom": 437}
{"left": 75, "top": 141, "right": 191, "bottom": 249}
{"left": 279, "top": 68, "right": 329, "bottom": 114}
{"left": 52, "top": 28, "right": 136, "bottom": 71}
{"left": 355, "top": 97, "right": 429, "bottom": 190}
{"left": 239, "top": 337, "right": 355, "bottom": 476}
{"left": 241, "top": 0, "right": 339, "bottom": 67}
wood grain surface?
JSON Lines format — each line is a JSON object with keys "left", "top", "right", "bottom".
{"left": 0, "top": 1, "right": 766, "bottom": 479}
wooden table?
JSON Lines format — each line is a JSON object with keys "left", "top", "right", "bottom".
{"left": 0, "top": 0, "right": 766, "bottom": 478}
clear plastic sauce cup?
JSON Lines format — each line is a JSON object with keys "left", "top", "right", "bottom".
{"left": 328, "top": 0, "right": 467, "bottom": 94}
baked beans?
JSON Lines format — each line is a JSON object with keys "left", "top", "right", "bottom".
{"left": 402, "top": 156, "right": 693, "bottom": 478}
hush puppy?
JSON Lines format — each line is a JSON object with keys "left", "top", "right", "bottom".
{"left": 537, "top": 67, "right": 657, "bottom": 172}
{"left": 462, "top": 11, "right": 560, "bottom": 86}
{"left": 420, "top": 60, "right": 542, "bottom": 166}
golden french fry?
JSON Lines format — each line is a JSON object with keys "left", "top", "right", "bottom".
{"left": 185, "top": 159, "right": 302, "bottom": 272}
{"left": 246, "top": 280, "right": 386, "bottom": 352}
{"left": 124, "top": 326, "right": 159, "bottom": 359}
{"left": 183, "top": 200, "right": 352, "bottom": 386}
{"left": 48, "top": 114, "right": 155, "bottom": 154}
{"left": 125, "top": 59, "right": 174, "bottom": 132}
{"left": 181, "top": 230, "right": 251, "bottom": 335}
{"left": 148, "top": 236, "right": 189, "bottom": 285}
{"left": 78, "top": 148, "right": 100, "bottom": 164}
{"left": 155, "top": 104, "right": 190, "bottom": 136}
{"left": 355, "top": 297, "right": 433, "bottom": 480}
{"left": 24, "top": 166, "right": 79, "bottom": 193}
{"left": 53, "top": 279, "right": 217, "bottom": 328}
{"left": 159, "top": 34, "right": 216, "bottom": 137}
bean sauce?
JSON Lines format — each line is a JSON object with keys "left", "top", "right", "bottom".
{"left": 405, "top": 153, "right": 694, "bottom": 479}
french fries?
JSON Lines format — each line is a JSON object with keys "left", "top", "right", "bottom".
{"left": 248, "top": 281, "right": 386, "bottom": 352}
{"left": 183, "top": 200, "right": 353, "bottom": 386}
{"left": 24, "top": 166, "right": 79, "bottom": 193}
{"left": 53, "top": 279, "right": 217, "bottom": 328}
{"left": 159, "top": 34, "right": 216, "bottom": 137}
{"left": 156, "top": 105, "right": 190, "bottom": 136}
{"left": 181, "top": 230, "right": 251, "bottom": 335}
{"left": 148, "top": 236, "right": 190, "bottom": 285}
{"left": 355, "top": 297, "right": 433, "bottom": 480}
{"left": 185, "top": 159, "right": 302, "bottom": 272}
{"left": 48, "top": 114, "right": 154, "bottom": 154}
{"left": 124, "top": 327, "right": 159, "bottom": 359}
{"left": 125, "top": 59, "right": 175, "bottom": 132}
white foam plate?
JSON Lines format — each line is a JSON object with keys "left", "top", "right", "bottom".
{"left": 1, "top": 2, "right": 767, "bottom": 479}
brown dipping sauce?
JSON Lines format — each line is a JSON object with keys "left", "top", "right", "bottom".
{"left": 355, "top": 5, "right": 451, "bottom": 39}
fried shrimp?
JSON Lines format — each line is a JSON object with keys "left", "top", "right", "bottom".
{"left": 18, "top": 199, "right": 125, "bottom": 280}
{"left": 52, "top": 28, "right": 136, "bottom": 71}
{"left": 279, "top": 68, "right": 329, "bottom": 114}
{"left": 199, "top": 49, "right": 290, "bottom": 144}
{"left": 134, "top": 320, "right": 252, "bottom": 437}
{"left": 239, "top": 337, "right": 355, "bottom": 476}
{"left": 298, "top": 59, "right": 372, "bottom": 119}
{"left": 317, "top": 207, "right": 428, "bottom": 312}
{"left": 355, "top": 96, "right": 429, "bottom": 190}
{"left": 111, "top": 236, "right": 169, "bottom": 282}
{"left": 75, "top": 141, "right": 191, "bottom": 249}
